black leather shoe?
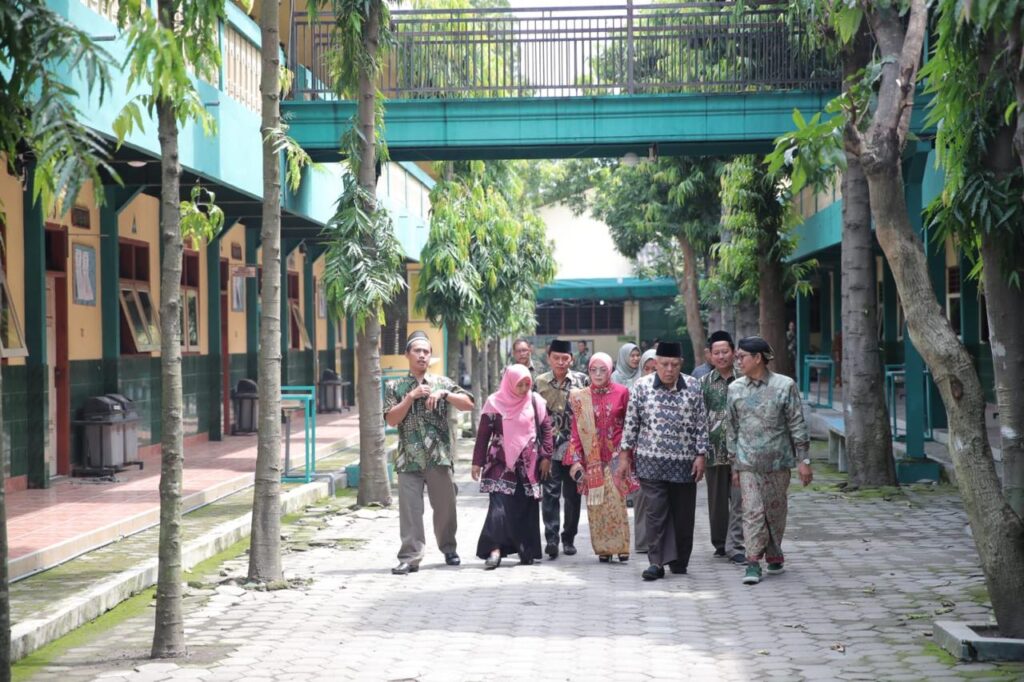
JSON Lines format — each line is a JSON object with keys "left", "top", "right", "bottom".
{"left": 520, "top": 557, "right": 535, "bottom": 566}
{"left": 668, "top": 561, "right": 687, "bottom": 575}
{"left": 642, "top": 564, "right": 665, "bottom": 581}
{"left": 563, "top": 543, "right": 577, "bottom": 556}
{"left": 444, "top": 552, "right": 461, "bottom": 566}
{"left": 598, "top": 555, "right": 611, "bottom": 563}
{"left": 714, "top": 548, "right": 727, "bottom": 557}
{"left": 545, "top": 542, "right": 559, "bottom": 559}
{"left": 391, "top": 562, "right": 419, "bottom": 575}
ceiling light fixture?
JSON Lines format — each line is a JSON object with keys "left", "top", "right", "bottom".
{"left": 127, "top": 160, "right": 147, "bottom": 168}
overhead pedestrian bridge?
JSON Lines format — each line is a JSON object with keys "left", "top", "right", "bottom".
{"left": 282, "top": 1, "right": 856, "bottom": 161}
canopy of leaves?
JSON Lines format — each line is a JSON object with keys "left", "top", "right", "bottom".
{"left": 418, "top": 160, "right": 555, "bottom": 342}
{"left": 322, "top": 174, "right": 407, "bottom": 331}
{"left": 0, "top": 0, "right": 116, "bottom": 213}
{"left": 110, "top": 0, "right": 225, "bottom": 143}
{"left": 920, "top": 0, "right": 1024, "bottom": 286}
{"left": 716, "top": 155, "right": 814, "bottom": 300}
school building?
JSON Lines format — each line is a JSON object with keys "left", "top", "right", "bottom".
{"left": 1, "top": 0, "right": 443, "bottom": 491}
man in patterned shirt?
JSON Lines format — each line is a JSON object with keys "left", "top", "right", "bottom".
{"left": 700, "top": 330, "right": 745, "bottom": 564}
{"left": 533, "top": 338, "right": 589, "bottom": 558}
{"left": 384, "top": 331, "right": 474, "bottom": 575}
{"left": 617, "top": 341, "right": 709, "bottom": 581}
{"left": 726, "top": 336, "right": 812, "bottom": 586}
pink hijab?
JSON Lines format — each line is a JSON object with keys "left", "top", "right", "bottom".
{"left": 589, "top": 352, "right": 614, "bottom": 381}
{"left": 482, "top": 364, "right": 548, "bottom": 469}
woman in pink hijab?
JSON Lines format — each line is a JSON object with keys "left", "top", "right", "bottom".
{"left": 472, "top": 364, "right": 554, "bottom": 569}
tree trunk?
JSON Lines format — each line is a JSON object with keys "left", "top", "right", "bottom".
{"left": 487, "top": 338, "right": 499, "bottom": 390}
{"left": 735, "top": 298, "right": 758, "bottom": 339}
{"left": 353, "top": 0, "right": 390, "bottom": 506}
{"left": 864, "top": 159, "right": 1024, "bottom": 637}
{"left": 0, "top": 324, "right": 10, "bottom": 680}
{"left": 676, "top": 235, "right": 706, "bottom": 363}
{"left": 980, "top": 233, "right": 1024, "bottom": 518}
{"left": 860, "top": 0, "right": 1024, "bottom": 636}
{"left": 471, "top": 342, "right": 483, "bottom": 432}
{"left": 758, "top": 254, "right": 792, "bottom": 378}
{"left": 151, "top": 95, "right": 186, "bottom": 659}
{"left": 840, "top": 152, "right": 897, "bottom": 487}
{"left": 248, "top": 0, "right": 283, "bottom": 583}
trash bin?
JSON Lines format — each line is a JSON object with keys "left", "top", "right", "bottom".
{"left": 105, "top": 393, "right": 140, "bottom": 463}
{"left": 78, "top": 396, "right": 126, "bottom": 470}
{"left": 318, "top": 369, "right": 343, "bottom": 413}
{"left": 232, "top": 378, "right": 259, "bottom": 434}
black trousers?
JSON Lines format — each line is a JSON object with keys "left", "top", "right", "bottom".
{"left": 542, "top": 459, "right": 581, "bottom": 545}
{"left": 641, "top": 479, "right": 696, "bottom": 569}
{"left": 706, "top": 464, "right": 731, "bottom": 552}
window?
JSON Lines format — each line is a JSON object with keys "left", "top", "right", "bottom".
{"left": 536, "top": 299, "right": 625, "bottom": 335}
{"left": 0, "top": 267, "right": 28, "bottom": 358}
{"left": 380, "top": 278, "right": 409, "bottom": 355}
{"left": 119, "top": 241, "right": 159, "bottom": 354}
{"left": 288, "top": 271, "right": 311, "bottom": 350}
{"left": 946, "top": 266, "right": 962, "bottom": 338}
{"left": 180, "top": 250, "right": 200, "bottom": 352}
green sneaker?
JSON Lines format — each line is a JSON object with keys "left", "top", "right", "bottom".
{"left": 743, "top": 562, "right": 762, "bottom": 585}
{"left": 766, "top": 562, "right": 785, "bottom": 575}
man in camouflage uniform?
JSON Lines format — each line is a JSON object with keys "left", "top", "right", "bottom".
{"left": 726, "top": 336, "right": 812, "bottom": 585}
{"left": 700, "top": 330, "right": 744, "bottom": 564}
{"left": 384, "top": 331, "right": 474, "bottom": 575}
{"left": 534, "top": 338, "right": 588, "bottom": 558}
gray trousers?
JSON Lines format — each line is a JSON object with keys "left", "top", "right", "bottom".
{"left": 632, "top": 488, "right": 649, "bottom": 553}
{"left": 397, "top": 466, "right": 458, "bottom": 564}
{"left": 706, "top": 464, "right": 744, "bottom": 557}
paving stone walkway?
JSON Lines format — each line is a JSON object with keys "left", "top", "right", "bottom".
{"left": 18, "top": 443, "right": 1024, "bottom": 681}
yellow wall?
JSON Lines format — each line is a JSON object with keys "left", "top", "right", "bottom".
{"left": 220, "top": 223, "right": 248, "bottom": 355}
{"left": 0, "top": 168, "right": 26, "bottom": 367}
{"left": 379, "top": 263, "right": 445, "bottom": 375}
{"left": 48, "top": 182, "right": 103, "bottom": 361}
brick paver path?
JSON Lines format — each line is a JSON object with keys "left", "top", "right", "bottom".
{"left": 22, "top": 443, "right": 1024, "bottom": 681}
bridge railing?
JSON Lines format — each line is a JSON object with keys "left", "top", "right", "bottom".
{"left": 290, "top": 1, "right": 839, "bottom": 101}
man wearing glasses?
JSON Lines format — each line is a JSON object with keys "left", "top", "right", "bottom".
{"left": 727, "top": 336, "right": 812, "bottom": 585}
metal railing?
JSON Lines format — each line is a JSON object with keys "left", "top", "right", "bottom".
{"left": 290, "top": 1, "right": 839, "bottom": 101}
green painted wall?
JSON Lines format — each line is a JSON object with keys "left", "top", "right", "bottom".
{"left": 2, "top": 365, "right": 32, "bottom": 479}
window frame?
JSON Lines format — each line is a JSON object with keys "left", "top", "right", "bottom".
{"left": 290, "top": 301, "right": 312, "bottom": 350}
{"left": 0, "top": 267, "right": 29, "bottom": 358}
{"left": 120, "top": 283, "right": 160, "bottom": 353}
{"left": 180, "top": 249, "right": 201, "bottom": 353}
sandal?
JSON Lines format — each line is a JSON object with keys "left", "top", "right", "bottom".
{"left": 618, "top": 554, "right": 630, "bottom": 562}
{"left": 598, "top": 555, "right": 611, "bottom": 563}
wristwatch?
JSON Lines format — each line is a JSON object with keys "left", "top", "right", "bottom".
{"left": 801, "top": 458, "right": 812, "bottom": 466}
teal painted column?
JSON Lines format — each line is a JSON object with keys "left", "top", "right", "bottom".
{"left": 959, "top": 253, "right": 980, "bottom": 363}
{"left": 99, "top": 186, "right": 144, "bottom": 393}
{"left": 326, "top": 311, "right": 336, "bottom": 373}
{"left": 818, "top": 271, "right": 832, "bottom": 354}
{"left": 796, "top": 289, "right": 810, "bottom": 388}
{"left": 281, "top": 239, "right": 299, "bottom": 387}
{"left": 302, "top": 246, "right": 316, "bottom": 386}
{"left": 245, "top": 223, "right": 260, "bottom": 381}
{"left": 831, "top": 264, "right": 842, "bottom": 338}
{"left": 206, "top": 228, "right": 229, "bottom": 442}
{"left": 23, "top": 168, "right": 48, "bottom": 488}
{"left": 899, "top": 149, "right": 943, "bottom": 481}
{"left": 882, "top": 258, "right": 900, "bottom": 365}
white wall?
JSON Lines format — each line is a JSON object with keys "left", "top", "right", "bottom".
{"left": 538, "top": 201, "right": 635, "bottom": 279}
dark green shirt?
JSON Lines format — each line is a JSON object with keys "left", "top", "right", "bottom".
{"left": 700, "top": 368, "right": 736, "bottom": 467}
{"left": 383, "top": 373, "right": 472, "bottom": 473}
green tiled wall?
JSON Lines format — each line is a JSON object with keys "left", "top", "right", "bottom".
{"left": 182, "top": 354, "right": 213, "bottom": 437}
{"left": 2, "top": 365, "right": 31, "bottom": 478}
{"left": 118, "top": 356, "right": 160, "bottom": 446}
{"left": 340, "top": 348, "right": 355, "bottom": 406}
{"left": 285, "top": 349, "right": 314, "bottom": 388}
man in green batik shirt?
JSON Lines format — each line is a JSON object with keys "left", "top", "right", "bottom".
{"left": 700, "top": 330, "right": 745, "bottom": 565}
{"left": 726, "top": 336, "right": 812, "bottom": 586}
{"left": 384, "top": 331, "right": 474, "bottom": 575}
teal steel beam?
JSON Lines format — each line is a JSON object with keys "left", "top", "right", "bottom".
{"left": 100, "top": 185, "right": 145, "bottom": 393}
{"left": 282, "top": 239, "right": 300, "bottom": 387}
{"left": 283, "top": 93, "right": 933, "bottom": 162}
{"left": 796, "top": 290, "right": 810, "bottom": 389}
{"left": 303, "top": 245, "right": 316, "bottom": 385}
{"left": 206, "top": 221, "right": 234, "bottom": 442}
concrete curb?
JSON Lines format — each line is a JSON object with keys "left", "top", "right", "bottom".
{"left": 11, "top": 478, "right": 332, "bottom": 662}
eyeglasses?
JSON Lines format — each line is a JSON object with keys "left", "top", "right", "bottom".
{"left": 735, "top": 352, "right": 751, "bottom": 360}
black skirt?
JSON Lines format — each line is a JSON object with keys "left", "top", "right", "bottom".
{"left": 476, "top": 470, "right": 542, "bottom": 561}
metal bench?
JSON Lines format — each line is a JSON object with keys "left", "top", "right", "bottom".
{"left": 802, "top": 354, "right": 834, "bottom": 408}
{"left": 824, "top": 416, "right": 847, "bottom": 473}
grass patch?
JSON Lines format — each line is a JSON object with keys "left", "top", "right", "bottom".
{"left": 12, "top": 585, "right": 157, "bottom": 681}
{"left": 183, "top": 535, "right": 251, "bottom": 584}
{"left": 922, "top": 641, "right": 958, "bottom": 666}
{"left": 966, "top": 584, "right": 991, "bottom": 607}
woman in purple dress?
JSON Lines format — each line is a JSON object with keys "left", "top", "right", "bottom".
{"left": 472, "top": 364, "right": 554, "bottom": 569}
